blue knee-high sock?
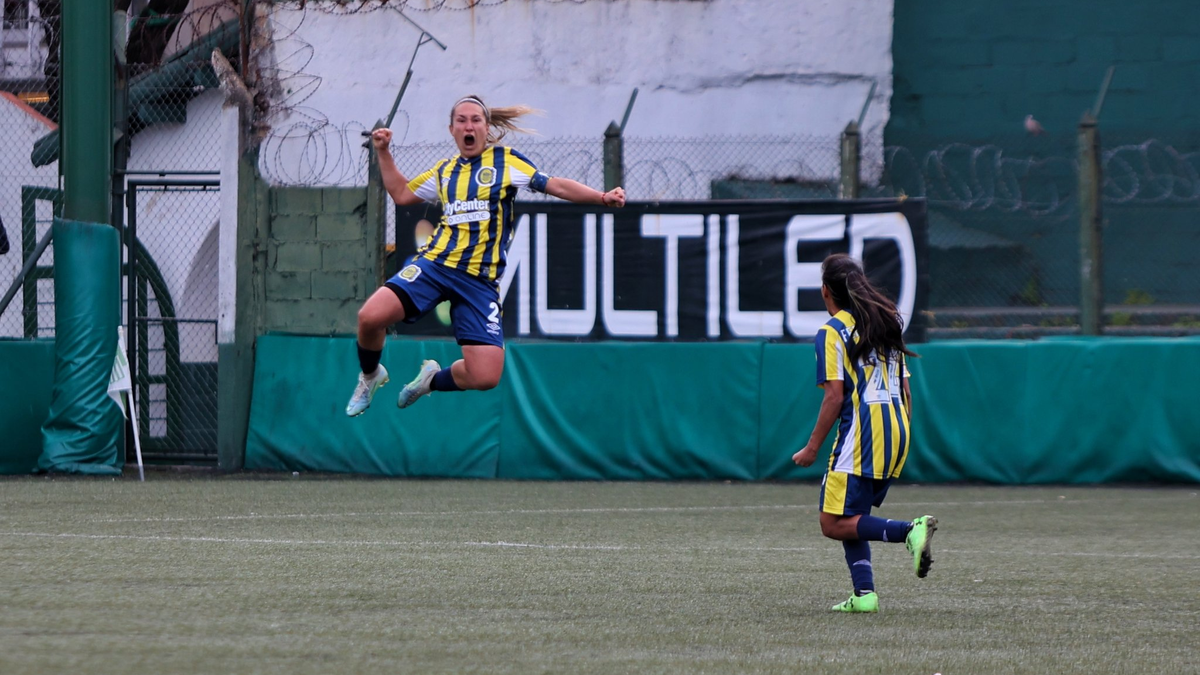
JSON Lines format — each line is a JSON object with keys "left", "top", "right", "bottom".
{"left": 843, "top": 540, "right": 874, "bottom": 595}
{"left": 430, "top": 367, "right": 461, "bottom": 392}
{"left": 856, "top": 515, "right": 912, "bottom": 543}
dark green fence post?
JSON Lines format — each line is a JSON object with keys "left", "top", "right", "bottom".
{"left": 1078, "top": 112, "right": 1104, "bottom": 336}
{"left": 839, "top": 121, "right": 860, "bottom": 199}
{"left": 603, "top": 89, "right": 638, "bottom": 192}
{"left": 603, "top": 121, "right": 623, "bottom": 192}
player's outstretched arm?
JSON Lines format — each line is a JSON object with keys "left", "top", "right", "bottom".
{"left": 545, "top": 177, "right": 626, "bottom": 207}
{"left": 371, "top": 128, "right": 424, "bottom": 206}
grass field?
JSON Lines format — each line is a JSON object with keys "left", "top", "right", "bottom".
{"left": 0, "top": 474, "right": 1197, "bottom": 675}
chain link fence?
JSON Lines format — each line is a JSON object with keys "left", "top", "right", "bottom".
{"left": 376, "top": 134, "right": 844, "bottom": 203}
{"left": 118, "top": 0, "right": 232, "bottom": 463}
{"left": 866, "top": 132, "right": 1200, "bottom": 337}
{"left": 0, "top": 2, "right": 228, "bottom": 462}
{"left": 0, "top": 1, "right": 59, "bottom": 339}
{"left": 127, "top": 180, "right": 220, "bottom": 462}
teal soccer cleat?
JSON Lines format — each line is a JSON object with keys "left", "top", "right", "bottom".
{"left": 345, "top": 364, "right": 389, "bottom": 417}
{"left": 397, "top": 359, "right": 441, "bottom": 409}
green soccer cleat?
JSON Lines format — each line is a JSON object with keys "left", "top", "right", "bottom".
{"left": 397, "top": 359, "right": 441, "bottom": 409}
{"left": 345, "top": 364, "right": 389, "bottom": 417}
{"left": 831, "top": 592, "right": 879, "bottom": 613}
{"left": 906, "top": 515, "right": 938, "bottom": 578}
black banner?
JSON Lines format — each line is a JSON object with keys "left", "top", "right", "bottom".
{"left": 392, "top": 199, "right": 928, "bottom": 342}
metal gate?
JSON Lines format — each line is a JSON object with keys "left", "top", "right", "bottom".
{"left": 126, "top": 177, "right": 221, "bottom": 465}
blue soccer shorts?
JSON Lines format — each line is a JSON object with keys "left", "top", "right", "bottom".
{"left": 818, "top": 471, "right": 893, "bottom": 516}
{"left": 384, "top": 255, "right": 505, "bottom": 347}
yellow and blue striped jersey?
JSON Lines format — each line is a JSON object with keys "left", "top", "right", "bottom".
{"left": 814, "top": 309, "right": 911, "bottom": 479}
{"left": 408, "top": 146, "right": 549, "bottom": 282}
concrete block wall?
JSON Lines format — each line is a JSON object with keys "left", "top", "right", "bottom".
{"left": 264, "top": 186, "right": 373, "bottom": 334}
{"left": 889, "top": 0, "right": 1200, "bottom": 143}
{"left": 886, "top": 1, "right": 1200, "bottom": 308}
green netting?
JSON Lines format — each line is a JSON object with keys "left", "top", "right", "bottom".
{"left": 37, "top": 219, "right": 123, "bottom": 475}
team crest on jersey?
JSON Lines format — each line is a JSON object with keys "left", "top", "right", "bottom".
{"left": 475, "top": 166, "right": 497, "bottom": 187}
{"left": 399, "top": 264, "right": 422, "bottom": 282}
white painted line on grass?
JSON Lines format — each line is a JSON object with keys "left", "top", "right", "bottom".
{"left": 464, "top": 541, "right": 627, "bottom": 550}
{"left": 75, "top": 495, "right": 1187, "bottom": 525}
{"left": 86, "top": 504, "right": 810, "bottom": 523}
{"left": 0, "top": 531, "right": 1196, "bottom": 561}
{"left": 0, "top": 531, "right": 632, "bottom": 551}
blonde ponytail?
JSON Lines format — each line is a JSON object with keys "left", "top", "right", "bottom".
{"left": 450, "top": 95, "right": 541, "bottom": 145}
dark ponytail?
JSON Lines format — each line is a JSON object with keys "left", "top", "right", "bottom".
{"left": 821, "top": 253, "right": 917, "bottom": 364}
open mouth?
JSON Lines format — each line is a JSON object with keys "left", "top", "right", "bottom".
{"left": 464, "top": 134, "right": 476, "bottom": 146}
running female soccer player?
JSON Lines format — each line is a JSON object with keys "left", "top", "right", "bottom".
{"left": 791, "top": 253, "right": 937, "bottom": 613}
{"left": 346, "top": 95, "right": 626, "bottom": 416}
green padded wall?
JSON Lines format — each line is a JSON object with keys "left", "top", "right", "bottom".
{"left": 245, "top": 337, "right": 499, "bottom": 477}
{"left": 38, "top": 219, "right": 123, "bottom": 475}
{"left": 0, "top": 340, "right": 57, "bottom": 474}
{"left": 245, "top": 335, "right": 1200, "bottom": 484}
{"left": 498, "top": 343, "right": 761, "bottom": 480}
{"left": 909, "top": 338, "right": 1200, "bottom": 484}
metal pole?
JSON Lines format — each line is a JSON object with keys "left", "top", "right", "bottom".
{"left": 839, "top": 121, "right": 861, "bottom": 199}
{"left": 603, "top": 121, "right": 623, "bottom": 192}
{"left": 1078, "top": 112, "right": 1104, "bottom": 335}
{"left": 603, "top": 89, "right": 638, "bottom": 191}
{"left": 61, "top": 0, "right": 113, "bottom": 224}
{"left": 0, "top": 227, "right": 53, "bottom": 318}
{"left": 126, "top": 183, "right": 138, "bottom": 443}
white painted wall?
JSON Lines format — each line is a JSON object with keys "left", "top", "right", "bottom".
{"left": 261, "top": 0, "right": 893, "bottom": 191}
{"left": 125, "top": 89, "right": 224, "bottom": 362}
{"left": 0, "top": 94, "right": 58, "bottom": 338}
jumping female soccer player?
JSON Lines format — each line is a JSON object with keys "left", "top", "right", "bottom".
{"left": 792, "top": 253, "right": 937, "bottom": 613}
{"left": 346, "top": 95, "right": 626, "bottom": 416}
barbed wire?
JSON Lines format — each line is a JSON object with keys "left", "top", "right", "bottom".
{"left": 877, "top": 140, "right": 1200, "bottom": 216}
{"left": 1103, "top": 140, "right": 1200, "bottom": 204}
{"left": 257, "top": 119, "right": 1200, "bottom": 213}
{"left": 271, "top": 0, "right": 599, "bottom": 14}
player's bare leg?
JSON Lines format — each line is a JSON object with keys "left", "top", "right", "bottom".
{"left": 452, "top": 345, "right": 504, "bottom": 391}
{"left": 397, "top": 344, "right": 504, "bottom": 409}
{"left": 346, "top": 288, "right": 407, "bottom": 417}
{"left": 819, "top": 512, "right": 863, "bottom": 540}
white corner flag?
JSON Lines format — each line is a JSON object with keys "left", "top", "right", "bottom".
{"left": 109, "top": 326, "right": 144, "bottom": 482}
